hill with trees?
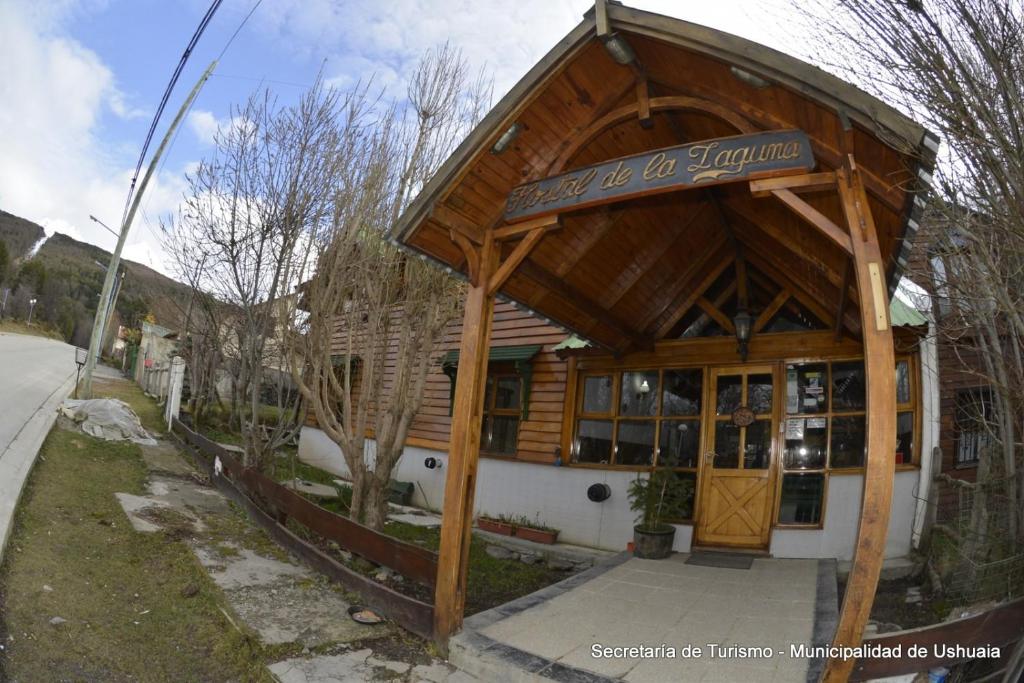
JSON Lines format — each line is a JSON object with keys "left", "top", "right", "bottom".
{"left": 0, "top": 210, "right": 191, "bottom": 346}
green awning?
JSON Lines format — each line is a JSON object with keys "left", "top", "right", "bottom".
{"left": 442, "top": 344, "right": 541, "bottom": 419}
{"left": 552, "top": 334, "right": 592, "bottom": 351}
{"left": 441, "top": 344, "right": 542, "bottom": 368}
{"left": 890, "top": 298, "right": 928, "bottom": 327}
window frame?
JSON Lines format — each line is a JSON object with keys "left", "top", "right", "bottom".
{"left": 479, "top": 367, "right": 522, "bottom": 458}
{"left": 953, "top": 386, "right": 993, "bottom": 469}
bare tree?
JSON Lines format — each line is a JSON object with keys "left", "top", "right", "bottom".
{"left": 288, "top": 45, "right": 490, "bottom": 529}
{"left": 797, "top": 1, "right": 1024, "bottom": 551}
{"left": 164, "top": 81, "right": 346, "bottom": 468}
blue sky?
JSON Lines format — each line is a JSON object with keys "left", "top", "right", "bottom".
{"left": 0, "top": 0, "right": 798, "bottom": 275}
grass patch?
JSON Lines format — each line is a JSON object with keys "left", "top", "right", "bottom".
{"left": 383, "top": 521, "right": 567, "bottom": 615}
{"left": 0, "top": 427, "right": 273, "bottom": 681}
{"left": 0, "top": 319, "right": 63, "bottom": 340}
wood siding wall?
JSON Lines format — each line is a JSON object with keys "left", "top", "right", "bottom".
{"left": 310, "top": 301, "right": 569, "bottom": 464}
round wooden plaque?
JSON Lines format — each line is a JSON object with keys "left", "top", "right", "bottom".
{"left": 731, "top": 406, "right": 756, "bottom": 427}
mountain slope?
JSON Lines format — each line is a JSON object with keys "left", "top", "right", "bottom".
{"left": 0, "top": 210, "right": 45, "bottom": 260}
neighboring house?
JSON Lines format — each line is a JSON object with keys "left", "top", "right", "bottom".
{"left": 135, "top": 320, "right": 179, "bottom": 399}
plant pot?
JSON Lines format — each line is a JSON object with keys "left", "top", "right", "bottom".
{"left": 514, "top": 526, "right": 559, "bottom": 545}
{"left": 633, "top": 524, "right": 675, "bottom": 559}
{"left": 477, "top": 518, "right": 515, "bottom": 536}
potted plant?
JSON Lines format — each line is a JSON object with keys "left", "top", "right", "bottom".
{"left": 628, "top": 469, "right": 691, "bottom": 559}
{"left": 512, "top": 514, "right": 560, "bottom": 545}
{"left": 477, "top": 514, "right": 515, "bottom": 536}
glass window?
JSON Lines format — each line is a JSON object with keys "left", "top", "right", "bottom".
{"left": 494, "top": 377, "right": 521, "bottom": 410}
{"left": 716, "top": 375, "right": 742, "bottom": 415}
{"left": 481, "top": 372, "right": 521, "bottom": 456}
{"left": 744, "top": 420, "right": 772, "bottom": 469}
{"left": 620, "top": 371, "right": 659, "bottom": 416}
{"left": 713, "top": 421, "right": 740, "bottom": 468}
{"left": 830, "top": 415, "right": 866, "bottom": 468}
{"left": 832, "top": 361, "right": 866, "bottom": 411}
{"left": 748, "top": 374, "right": 774, "bottom": 414}
{"left": 787, "top": 363, "right": 828, "bottom": 414}
{"left": 662, "top": 369, "right": 702, "bottom": 416}
{"left": 895, "top": 411, "right": 914, "bottom": 465}
{"left": 778, "top": 474, "right": 825, "bottom": 525}
{"left": 616, "top": 421, "right": 656, "bottom": 466}
{"left": 658, "top": 419, "right": 700, "bottom": 468}
{"left": 955, "top": 388, "right": 992, "bottom": 467}
{"left": 582, "top": 375, "right": 613, "bottom": 414}
{"left": 784, "top": 417, "right": 827, "bottom": 469}
{"left": 576, "top": 420, "right": 613, "bottom": 463}
{"left": 895, "top": 360, "right": 911, "bottom": 404}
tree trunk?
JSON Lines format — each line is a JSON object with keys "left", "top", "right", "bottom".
{"left": 364, "top": 479, "right": 389, "bottom": 531}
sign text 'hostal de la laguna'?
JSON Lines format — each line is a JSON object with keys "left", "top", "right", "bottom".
{"left": 504, "top": 129, "right": 816, "bottom": 222}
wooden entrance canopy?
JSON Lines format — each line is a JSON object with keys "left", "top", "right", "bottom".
{"left": 389, "top": 3, "right": 937, "bottom": 680}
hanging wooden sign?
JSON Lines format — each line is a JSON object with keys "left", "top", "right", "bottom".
{"left": 504, "top": 129, "right": 815, "bottom": 222}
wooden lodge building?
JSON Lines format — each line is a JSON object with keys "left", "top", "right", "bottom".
{"left": 296, "top": 1, "right": 941, "bottom": 658}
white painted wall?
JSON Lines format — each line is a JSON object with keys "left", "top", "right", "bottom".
{"left": 298, "top": 426, "right": 918, "bottom": 559}
{"left": 298, "top": 426, "right": 694, "bottom": 552}
{"left": 769, "top": 470, "right": 919, "bottom": 560}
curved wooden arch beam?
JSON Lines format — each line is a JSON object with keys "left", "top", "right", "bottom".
{"left": 547, "top": 95, "right": 757, "bottom": 175}
{"left": 823, "top": 157, "right": 897, "bottom": 682}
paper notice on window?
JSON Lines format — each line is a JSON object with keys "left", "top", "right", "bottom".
{"left": 786, "top": 370, "right": 799, "bottom": 414}
{"left": 807, "top": 417, "right": 827, "bottom": 430}
{"left": 785, "top": 418, "right": 805, "bottom": 440}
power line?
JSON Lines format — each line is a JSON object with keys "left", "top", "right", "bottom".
{"left": 119, "top": 0, "right": 225, "bottom": 228}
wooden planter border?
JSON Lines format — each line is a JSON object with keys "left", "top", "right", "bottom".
{"left": 170, "top": 418, "right": 436, "bottom": 640}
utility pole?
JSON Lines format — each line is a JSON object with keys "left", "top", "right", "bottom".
{"left": 80, "top": 60, "right": 216, "bottom": 398}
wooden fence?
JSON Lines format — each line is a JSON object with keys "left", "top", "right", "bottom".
{"left": 170, "top": 417, "right": 437, "bottom": 640}
{"left": 851, "top": 596, "right": 1024, "bottom": 681}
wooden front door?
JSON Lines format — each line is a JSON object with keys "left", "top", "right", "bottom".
{"left": 696, "top": 365, "right": 779, "bottom": 549}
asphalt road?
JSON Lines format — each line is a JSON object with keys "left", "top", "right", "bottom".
{"left": 0, "top": 333, "right": 77, "bottom": 458}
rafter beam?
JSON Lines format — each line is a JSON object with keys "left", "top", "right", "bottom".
{"left": 753, "top": 288, "right": 789, "bottom": 333}
{"left": 651, "top": 248, "right": 734, "bottom": 340}
{"left": 433, "top": 203, "right": 482, "bottom": 245}
{"left": 749, "top": 172, "right": 837, "bottom": 197}
{"left": 488, "top": 226, "right": 550, "bottom": 296}
{"left": 835, "top": 259, "right": 852, "bottom": 341}
{"left": 517, "top": 259, "right": 650, "bottom": 350}
{"left": 770, "top": 188, "right": 853, "bottom": 255}
{"left": 492, "top": 214, "right": 559, "bottom": 241}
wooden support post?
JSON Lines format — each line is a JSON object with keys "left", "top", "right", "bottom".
{"left": 823, "top": 157, "right": 897, "bottom": 682}
{"left": 434, "top": 232, "right": 498, "bottom": 650}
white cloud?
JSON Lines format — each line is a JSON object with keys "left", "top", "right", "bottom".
{"left": 187, "top": 109, "right": 221, "bottom": 145}
{"left": 0, "top": 0, "right": 182, "bottom": 275}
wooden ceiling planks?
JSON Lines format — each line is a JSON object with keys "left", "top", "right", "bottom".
{"left": 392, "top": 4, "right": 932, "bottom": 355}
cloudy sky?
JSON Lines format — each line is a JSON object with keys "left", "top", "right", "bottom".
{"left": 0, "top": 0, "right": 803, "bottom": 275}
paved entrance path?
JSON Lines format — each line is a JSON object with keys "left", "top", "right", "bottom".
{"left": 456, "top": 553, "right": 836, "bottom": 682}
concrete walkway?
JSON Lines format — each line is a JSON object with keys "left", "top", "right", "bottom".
{"left": 454, "top": 552, "right": 837, "bottom": 682}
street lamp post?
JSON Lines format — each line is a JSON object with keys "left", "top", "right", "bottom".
{"left": 27, "top": 298, "right": 37, "bottom": 326}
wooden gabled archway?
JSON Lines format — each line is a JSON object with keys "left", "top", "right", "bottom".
{"left": 392, "top": 3, "right": 936, "bottom": 680}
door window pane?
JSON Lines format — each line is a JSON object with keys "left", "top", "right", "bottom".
{"left": 744, "top": 420, "right": 772, "bottom": 469}
{"left": 787, "top": 363, "right": 828, "bottom": 414}
{"left": 830, "top": 415, "right": 866, "bottom": 468}
{"left": 713, "top": 421, "right": 740, "bottom": 468}
{"left": 576, "top": 420, "right": 612, "bottom": 463}
{"left": 662, "top": 369, "right": 702, "bottom": 416}
{"left": 494, "top": 377, "right": 521, "bottom": 409}
{"left": 582, "top": 375, "right": 613, "bottom": 414}
{"left": 783, "top": 417, "right": 827, "bottom": 469}
{"left": 616, "top": 421, "right": 656, "bottom": 466}
{"left": 716, "top": 375, "right": 742, "bottom": 415}
{"left": 778, "top": 474, "right": 825, "bottom": 524}
{"left": 895, "top": 411, "right": 914, "bottom": 465}
{"left": 488, "top": 416, "right": 519, "bottom": 455}
{"left": 658, "top": 419, "right": 700, "bottom": 468}
{"left": 748, "top": 374, "right": 773, "bottom": 414}
{"left": 832, "top": 361, "right": 866, "bottom": 411}
{"left": 896, "top": 360, "right": 911, "bottom": 404}
{"left": 620, "top": 371, "right": 659, "bottom": 416}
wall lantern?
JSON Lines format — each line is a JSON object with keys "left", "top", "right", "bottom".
{"left": 602, "top": 33, "right": 637, "bottom": 65}
{"left": 733, "top": 309, "right": 752, "bottom": 361}
{"left": 490, "top": 122, "right": 521, "bottom": 154}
